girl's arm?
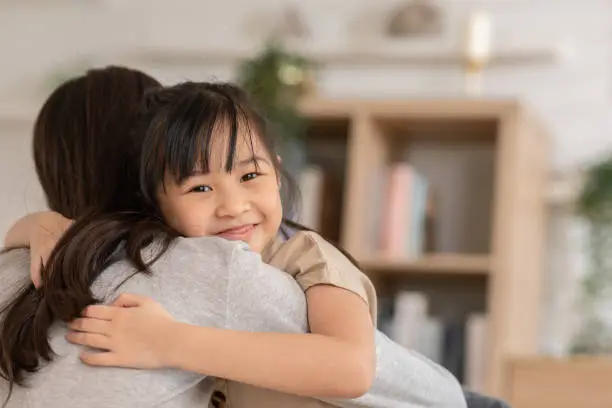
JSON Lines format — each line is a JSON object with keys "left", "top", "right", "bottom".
{"left": 4, "top": 211, "right": 72, "bottom": 286}
{"left": 175, "top": 284, "right": 374, "bottom": 398}
{"left": 68, "top": 287, "right": 375, "bottom": 399}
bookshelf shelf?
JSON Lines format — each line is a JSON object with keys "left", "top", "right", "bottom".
{"left": 298, "top": 97, "right": 521, "bottom": 120}
{"left": 360, "top": 253, "right": 491, "bottom": 276}
{"left": 297, "top": 97, "right": 548, "bottom": 398}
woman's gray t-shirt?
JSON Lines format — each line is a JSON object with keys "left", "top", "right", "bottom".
{"left": 0, "top": 236, "right": 465, "bottom": 408}
{"left": 0, "top": 237, "right": 307, "bottom": 408}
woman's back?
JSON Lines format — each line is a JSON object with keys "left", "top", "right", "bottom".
{"left": 0, "top": 237, "right": 254, "bottom": 407}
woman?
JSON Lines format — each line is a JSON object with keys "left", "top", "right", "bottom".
{"left": 0, "top": 66, "right": 227, "bottom": 407}
{"left": 1, "top": 70, "right": 465, "bottom": 407}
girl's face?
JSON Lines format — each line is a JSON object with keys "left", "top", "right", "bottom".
{"left": 156, "top": 129, "right": 283, "bottom": 253}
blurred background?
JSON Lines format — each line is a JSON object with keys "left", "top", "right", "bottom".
{"left": 1, "top": 0, "right": 612, "bottom": 406}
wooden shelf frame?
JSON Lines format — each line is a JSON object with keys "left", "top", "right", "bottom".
{"left": 298, "top": 97, "right": 549, "bottom": 397}
{"left": 360, "top": 253, "right": 491, "bottom": 276}
{"left": 125, "top": 45, "right": 561, "bottom": 68}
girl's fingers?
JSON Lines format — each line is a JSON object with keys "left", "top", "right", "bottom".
{"left": 81, "top": 305, "right": 117, "bottom": 320}
{"left": 79, "top": 351, "right": 123, "bottom": 367}
{"left": 65, "top": 332, "right": 111, "bottom": 350}
{"left": 69, "top": 317, "right": 111, "bottom": 335}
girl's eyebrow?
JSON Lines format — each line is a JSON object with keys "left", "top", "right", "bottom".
{"left": 185, "top": 155, "right": 270, "bottom": 179}
{"left": 236, "top": 155, "right": 270, "bottom": 167}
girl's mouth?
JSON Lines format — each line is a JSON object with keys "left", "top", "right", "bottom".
{"left": 216, "top": 224, "right": 256, "bottom": 241}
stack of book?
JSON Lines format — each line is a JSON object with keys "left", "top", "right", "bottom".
{"left": 378, "top": 291, "right": 488, "bottom": 391}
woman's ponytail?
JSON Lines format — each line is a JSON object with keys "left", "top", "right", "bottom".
{"left": 0, "top": 210, "right": 174, "bottom": 401}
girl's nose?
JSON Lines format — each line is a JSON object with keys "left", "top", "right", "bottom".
{"left": 215, "top": 187, "right": 251, "bottom": 218}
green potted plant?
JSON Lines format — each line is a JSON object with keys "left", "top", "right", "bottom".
{"left": 572, "top": 155, "right": 612, "bottom": 354}
{"left": 235, "top": 38, "right": 315, "bottom": 178}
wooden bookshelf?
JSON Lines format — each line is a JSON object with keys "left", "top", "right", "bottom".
{"left": 297, "top": 97, "right": 549, "bottom": 397}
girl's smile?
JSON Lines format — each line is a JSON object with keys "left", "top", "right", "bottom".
{"left": 215, "top": 223, "right": 258, "bottom": 241}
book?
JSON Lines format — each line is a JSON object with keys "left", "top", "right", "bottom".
{"left": 380, "top": 290, "right": 488, "bottom": 386}
{"left": 378, "top": 162, "right": 431, "bottom": 258}
{"left": 465, "top": 313, "right": 488, "bottom": 391}
{"left": 297, "top": 165, "right": 324, "bottom": 231}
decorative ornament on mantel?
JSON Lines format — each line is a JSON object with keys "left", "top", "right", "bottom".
{"left": 385, "top": 0, "right": 443, "bottom": 38}
{"left": 274, "top": 4, "right": 310, "bottom": 40}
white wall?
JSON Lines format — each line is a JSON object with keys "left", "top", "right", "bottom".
{"left": 2, "top": 0, "right": 611, "bottom": 168}
{"left": 1, "top": 0, "right": 609, "bottom": 354}
{"left": 0, "top": 119, "right": 46, "bottom": 237}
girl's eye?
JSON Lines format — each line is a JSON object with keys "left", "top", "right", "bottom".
{"left": 190, "top": 185, "right": 212, "bottom": 193}
{"left": 241, "top": 172, "right": 261, "bottom": 182}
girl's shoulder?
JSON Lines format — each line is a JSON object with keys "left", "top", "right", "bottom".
{"left": 264, "top": 231, "right": 378, "bottom": 320}
{"left": 261, "top": 231, "right": 332, "bottom": 262}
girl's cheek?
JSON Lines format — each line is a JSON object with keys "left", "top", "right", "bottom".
{"left": 192, "top": 215, "right": 213, "bottom": 237}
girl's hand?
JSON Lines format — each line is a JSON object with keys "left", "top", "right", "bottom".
{"left": 4, "top": 211, "right": 73, "bottom": 287}
{"left": 66, "top": 293, "right": 176, "bottom": 369}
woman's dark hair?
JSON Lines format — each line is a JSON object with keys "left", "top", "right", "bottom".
{"left": 0, "top": 80, "right": 361, "bottom": 400}
{"left": 0, "top": 66, "right": 161, "bottom": 398}
{"left": 33, "top": 66, "right": 161, "bottom": 216}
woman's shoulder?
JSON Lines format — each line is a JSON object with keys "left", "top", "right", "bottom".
{"left": 0, "top": 247, "right": 29, "bottom": 265}
{"left": 0, "top": 248, "right": 30, "bottom": 276}
{"left": 167, "top": 236, "right": 249, "bottom": 261}
{"left": 102, "top": 237, "right": 253, "bottom": 328}
{"left": 133, "top": 236, "right": 251, "bottom": 284}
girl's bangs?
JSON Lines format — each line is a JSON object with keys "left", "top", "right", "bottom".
{"left": 159, "top": 93, "right": 263, "bottom": 185}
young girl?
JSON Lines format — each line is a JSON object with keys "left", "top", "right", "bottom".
{"left": 7, "top": 81, "right": 378, "bottom": 399}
